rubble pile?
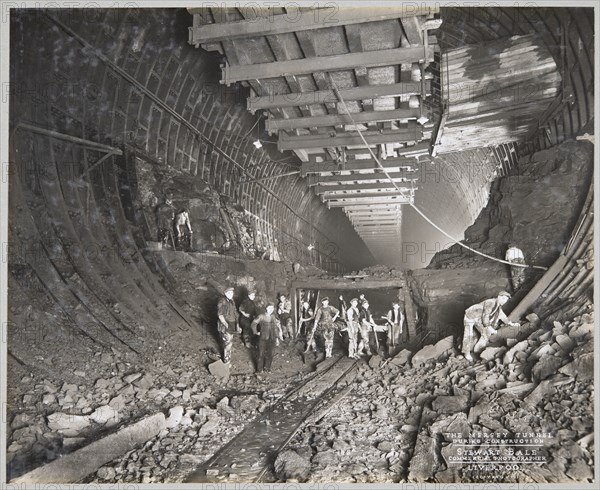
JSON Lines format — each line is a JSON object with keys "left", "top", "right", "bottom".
{"left": 89, "top": 392, "right": 269, "bottom": 483}
{"left": 5, "top": 342, "right": 297, "bottom": 483}
{"left": 285, "top": 302, "right": 594, "bottom": 483}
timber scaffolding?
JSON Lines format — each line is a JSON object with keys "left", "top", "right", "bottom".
{"left": 187, "top": 7, "right": 557, "bottom": 261}
{"left": 187, "top": 6, "right": 442, "bottom": 256}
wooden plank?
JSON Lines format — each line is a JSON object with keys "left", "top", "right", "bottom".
{"left": 292, "top": 278, "right": 406, "bottom": 290}
{"left": 266, "top": 107, "right": 419, "bottom": 133}
{"left": 189, "top": 6, "right": 440, "bottom": 44}
{"left": 318, "top": 185, "right": 413, "bottom": 195}
{"left": 347, "top": 211, "right": 400, "bottom": 216}
{"left": 222, "top": 46, "right": 435, "bottom": 85}
{"left": 401, "top": 16, "right": 423, "bottom": 45}
{"left": 323, "top": 191, "right": 414, "bottom": 200}
{"left": 301, "top": 157, "right": 417, "bottom": 176}
{"left": 508, "top": 255, "right": 569, "bottom": 322}
{"left": 403, "top": 287, "right": 418, "bottom": 339}
{"left": 327, "top": 198, "right": 412, "bottom": 207}
{"left": 247, "top": 81, "right": 429, "bottom": 112}
{"left": 278, "top": 124, "right": 422, "bottom": 151}
{"left": 343, "top": 204, "right": 404, "bottom": 210}
{"left": 312, "top": 170, "right": 416, "bottom": 183}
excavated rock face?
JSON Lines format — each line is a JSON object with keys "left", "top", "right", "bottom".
{"left": 405, "top": 139, "right": 593, "bottom": 341}
{"left": 429, "top": 139, "right": 593, "bottom": 270}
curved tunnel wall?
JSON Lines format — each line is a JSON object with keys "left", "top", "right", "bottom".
{"left": 400, "top": 7, "right": 594, "bottom": 270}
{"left": 9, "top": 8, "right": 375, "bottom": 274}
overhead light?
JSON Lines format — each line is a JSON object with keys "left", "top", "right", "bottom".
{"left": 253, "top": 139, "right": 262, "bottom": 149}
{"left": 417, "top": 116, "right": 429, "bottom": 125}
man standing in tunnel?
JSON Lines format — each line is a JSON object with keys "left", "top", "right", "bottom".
{"left": 217, "top": 286, "right": 239, "bottom": 364}
{"left": 251, "top": 302, "right": 279, "bottom": 373}
{"left": 343, "top": 297, "right": 361, "bottom": 359}
{"left": 462, "top": 291, "right": 520, "bottom": 361}
{"left": 174, "top": 207, "right": 193, "bottom": 251}
{"left": 358, "top": 300, "right": 375, "bottom": 356}
{"left": 155, "top": 196, "right": 175, "bottom": 248}
{"left": 385, "top": 300, "right": 406, "bottom": 356}
{"left": 505, "top": 244, "right": 527, "bottom": 292}
{"left": 277, "top": 294, "right": 294, "bottom": 340}
{"left": 311, "top": 297, "right": 340, "bottom": 358}
{"left": 239, "top": 290, "right": 257, "bottom": 348}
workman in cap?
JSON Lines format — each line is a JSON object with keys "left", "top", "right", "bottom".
{"left": 217, "top": 286, "right": 239, "bottom": 363}
{"left": 239, "top": 289, "right": 258, "bottom": 348}
{"left": 251, "top": 302, "right": 280, "bottom": 373}
{"left": 308, "top": 297, "right": 340, "bottom": 358}
{"left": 462, "top": 291, "right": 520, "bottom": 362}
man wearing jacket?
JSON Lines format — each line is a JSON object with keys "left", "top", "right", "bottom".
{"left": 462, "top": 291, "right": 520, "bottom": 361}
{"left": 217, "top": 286, "right": 239, "bottom": 364}
{"left": 251, "top": 303, "right": 280, "bottom": 373}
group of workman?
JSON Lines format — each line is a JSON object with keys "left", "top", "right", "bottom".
{"left": 216, "top": 289, "right": 409, "bottom": 373}
{"left": 215, "top": 244, "right": 528, "bottom": 371}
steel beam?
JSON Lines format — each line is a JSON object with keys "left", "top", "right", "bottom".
{"left": 279, "top": 124, "right": 422, "bottom": 151}
{"left": 249, "top": 81, "right": 429, "bottom": 113}
{"left": 266, "top": 107, "right": 419, "bottom": 134}
{"left": 222, "top": 46, "right": 435, "bottom": 85}
{"left": 189, "top": 7, "right": 439, "bottom": 45}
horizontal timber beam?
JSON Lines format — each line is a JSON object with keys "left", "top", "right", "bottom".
{"left": 323, "top": 191, "right": 415, "bottom": 200}
{"left": 189, "top": 7, "right": 439, "bottom": 45}
{"left": 248, "top": 81, "right": 429, "bottom": 113}
{"left": 292, "top": 279, "right": 406, "bottom": 290}
{"left": 328, "top": 199, "right": 412, "bottom": 208}
{"left": 222, "top": 46, "right": 435, "bottom": 85}
{"left": 318, "top": 185, "right": 414, "bottom": 195}
{"left": 311, "top": 170, "right": 416, "bottom": 184}
{"left": 301, "top": 157, "right": 417, "bottom": 176}
{"left": 279, "top": 124, "right": 422, "bottom": 151}
{"left": 266, "top": 107, "right": 419, "bottom": 133}
{"left": 347, "top": 211, "right": 401, "bottom": 216}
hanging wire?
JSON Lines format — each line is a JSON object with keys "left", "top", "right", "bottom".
{"left": 327, "top": 74, "right": 547, "bottom": 271}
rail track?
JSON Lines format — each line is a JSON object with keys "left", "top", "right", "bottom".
{"left": 184, "top": 355, "right": 359, "bottom": 483}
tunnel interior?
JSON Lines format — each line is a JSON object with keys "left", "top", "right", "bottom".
{"left": 4, "top": 5, "right": 595, "bottom": 485}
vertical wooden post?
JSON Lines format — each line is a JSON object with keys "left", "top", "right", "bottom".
{"left": 292, "top": 285, "right": 298, "bottom": 333}
{"left": 403, "top": 287, "right": 418, "bottom": 339}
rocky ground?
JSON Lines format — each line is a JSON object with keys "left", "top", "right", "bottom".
{"left": 279, "top": 302, "right": 595, "bottom": 484}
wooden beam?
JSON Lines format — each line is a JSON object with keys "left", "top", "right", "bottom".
{"left": 279, "top": 124, "right": 422, "bottom": 151}
{"left": 222, "top": 46, "right": 435, "bottom": 85}
{"left": 248, "top": 81, "right": 429, "bottom": 113}
{"left": 301, "top": 157, "right": 417, "bottom": 176}
{"left": 189, "top": 6, "right": 440, "bottom": 45}
{"left": 347, "top": 209, "right": 402, "bottom": 214}
{"left": 327, "top": 197, "right": 412, "bottom": 207}
{"left": 319, "top": 185, "right": 414, "bottom": 196}
{"left": 266, "top": 107, "right": 419, "bottom": 134}
{"left": 323, "top": 191, "right": 415, "bottom": 200}
{"left": 401, "top": 16, "right": 423, "bottom": 45}
{"left": 349, "top": 217, "right": 400, "bottom": 222}
{"left": 311, "top": 170, "right": 416, "bottom": 184}
{"left": 347, "top": 210, "right": 400, "bottom": 216}
{"left": 292, "top": 278, "right": 407, "bottom": 290}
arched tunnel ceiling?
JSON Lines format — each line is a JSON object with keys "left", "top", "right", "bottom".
{"left": 9, "top": 8, "right": 376, "bottom": 274}
{"left": 188, "top": 5, "right": 594, "bottom": 267}
{"left": 7, "top": 6, "right": 594, "bottom": 272}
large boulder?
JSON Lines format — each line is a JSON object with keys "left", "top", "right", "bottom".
{"left": 274, "top": 449, "right": 311, "bottom": 481}
{"left": 412, "top": 336, "right": 455, "bottom": 368}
